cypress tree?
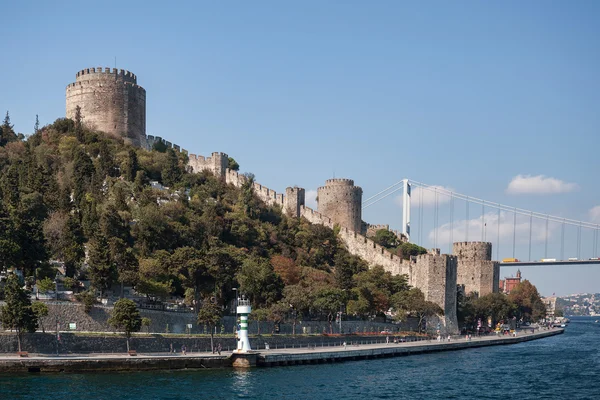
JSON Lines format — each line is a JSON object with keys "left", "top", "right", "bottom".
{"left": 0, "top": 274, "right": 38, "bottom": 352}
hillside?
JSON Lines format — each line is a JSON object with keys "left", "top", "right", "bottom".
{"left": 0, "top": 115, "right": 414, "bottom": 322}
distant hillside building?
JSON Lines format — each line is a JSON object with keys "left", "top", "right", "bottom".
{"left": 542, "top": 296, "right": 557, "bottom": 320}
{"left": 499, "top": 269, "right": 522, "bottom": 294}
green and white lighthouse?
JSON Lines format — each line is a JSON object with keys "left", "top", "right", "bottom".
{"left": 236, "top": 295, "right": 252, "bottom": 352}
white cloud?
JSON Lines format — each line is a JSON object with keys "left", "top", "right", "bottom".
{"left": 427, "top": 211, "right": 554, "bottom": 247}
{"left": 305, "top": 189, "right": 318, "bottom": 209}
{"left": 590, "top": 206, "right": 600, "bottom": 223}
{"left": 394, "top": 185, "right": 455, "bottom": 208}
{"left": 506, "top": 175, "right": 578, "bottom": 195}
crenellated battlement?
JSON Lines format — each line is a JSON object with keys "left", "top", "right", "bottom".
{"left": 75, "top": 67, "right": 137, "bottom": 84}
{"left": 323, "top": 178, "right": 355, "bottom": 186}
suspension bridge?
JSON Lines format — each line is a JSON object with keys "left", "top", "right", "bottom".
{"left": 363, "top": 179, "right": 600, "bottom": 267}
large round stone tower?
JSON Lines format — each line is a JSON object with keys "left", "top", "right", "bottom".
{"left": 317, "top": 179, "right": 362, "bottom": 232}
{"left": 66, "top": 67, "right": 146, "bottom": 146}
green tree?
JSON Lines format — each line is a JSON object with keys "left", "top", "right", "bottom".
{"left": 161, "top": 148, "right": 182, "bottom": 187}
{"left": 373, "top": 229, "right": 399, "bottom": 249}
{"left": 74, "top": 105, "right": 83, "bottom": 142}
{"left": 152, "top": 140, "right": 168, "bottom": 152}
{"left": 228, "top": 157, "right": 239, "bottom": 171}
{"left": 75, "top": 290, "right": 97, "bottom": 313}
{"left": 31, "top": 301, "right": 49, "bottom": 333}
{"left": 249, "top": 308, "right": 269, "bottom": 335}
{"left": 238, "top": 173, "right": 259, "bottom": 218}
{"left": 108, "top": 298, "right": 142, "bottom": 352}
{"left": 268, "top": 301, "right": 289, "bottom": 333}
{"left": 396, "top": 242, "right": 428, "bottom": 260}
{"left": 135, "top": 278, "right": 172, "bottom": 300}
{"left": 313, "top": 287, "right": 346, "bottom": 334}
{"left": 0, "top": 274, "right": 38, "bottom": 352}
{"left": 62, "top": 277, "right": 80, "bottom": 291}
{"left": 88, "top": 234, "right": 117, "bottom": 296}
{"left": 237, "top": 257, "right": 284, "bottom": 308}
{"left": 97, "top": 140, "right": 116, "bottom": 177}
{"left": 197, "top": 299, "right": 222, "bottom": 353}
{"left": 391, "top": 288, "right": 442, "bottom": 333}
{"left": 14, "top": 192, "right": 48, "bottom": 277}
{"left": 0, "top": 210, "right": 20, "bottom": 272}
{"left": 72, "top": 149, "right": 95, "bottom": 207}
{"left": 122, "top": 149, "right": 139, "bottom": 182}
{"left": 141, "top": 317, "right": 152, "bottom": 334}
{"left": 334, "top": 251, "right": 367, "bottom": 290}
{"left": 282, "top": 284, "right": 313, "bottom": 335}
{"left": 508, "top": 280, "right": 546, "bottom": 323}
{"left": 473, "top": 293, "right": 516, "bottom": 327}
{"left": 170, "top": 247, "right": 211, "bottom": 313}
{"left": 110, "top": 239, "right": 138, "bottom": 297}
{"left": 0, "top": 111, "right": 18, "bottom": 146}
{"left": 36, "top": 277, "right": 55, "bottom": 295}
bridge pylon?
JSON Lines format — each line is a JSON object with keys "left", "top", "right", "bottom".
{"left": 402, "top": 179, "right": 411, "bottom": 241}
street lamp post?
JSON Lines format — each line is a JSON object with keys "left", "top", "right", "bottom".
{"left": 55, "top": 317, "right": 60, "bottom": 356}
{"left": 232, "top": 288, "right": 238, "bottom": 335}
{"left": 339, "top": 289, "right": 346, "bottom": 335}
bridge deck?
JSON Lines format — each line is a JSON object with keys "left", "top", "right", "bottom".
{"left": 500, "top": 260, "right": 600, "bottom": 267}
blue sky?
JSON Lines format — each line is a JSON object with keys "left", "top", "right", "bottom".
{"left": 2, "top": 1, "right": 599, "bottom": 296}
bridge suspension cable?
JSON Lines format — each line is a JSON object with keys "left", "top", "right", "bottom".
{"left": 362, "top": 181, "right": 404, "bottom": 209}
{"left": 362, "top": 178, "right": 600, "bottom": 260}
{"left": 406, "top": 179, "right": 600, "bottom": 230}
{"left": 403, "top": 179, "right": 600, "bottom": 260}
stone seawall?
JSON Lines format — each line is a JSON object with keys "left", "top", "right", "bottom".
{"left": 11, "top": 301, "right": 418, "bottom": 336}
{"left": 0, "top": 333, "right": 411, "bottom": 355}
{"left": 0, "top": 329, "right": 564, "bottom": 373}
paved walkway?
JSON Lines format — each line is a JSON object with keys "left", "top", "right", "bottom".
{"left": 259, "top": 328, "right": 562, "bottom": 356}
{"left": 0, "top": 328, "right": 562, "bottom": 361}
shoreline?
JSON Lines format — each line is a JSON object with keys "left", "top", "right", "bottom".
{"left": 0, "top": 328, "right": 564, "bottom": 373}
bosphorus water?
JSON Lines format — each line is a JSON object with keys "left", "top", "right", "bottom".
{"left": 1, "top": 317, "right": 599, "bottom": 400}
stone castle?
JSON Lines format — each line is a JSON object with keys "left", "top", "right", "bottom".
{"left": 66, "top": 68, "right": 500, "bottom": 333}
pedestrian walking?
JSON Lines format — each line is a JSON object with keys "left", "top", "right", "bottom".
{"left": 217, "top": 343, "right": 222, "bottom": 355}
{"left": 343, "top": 341, "right": 347, "bottom": 349}
{"left": 386, "top": 336, "right": 389, "bottom": 344}
{"left": 181, "top": 345, "right": 186, "bottom": 355}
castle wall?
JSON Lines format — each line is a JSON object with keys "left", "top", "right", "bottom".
{"left": 147, "top": 145, "right": 454, "bottom": 325}
{"left": 453, "top": 242, "right": 499, "bottom": 296}
{"left": 299, "top": 206, "right": 412, "bottom": 278}
{"left": 66, "top": 67, "right": 146, "bottom": 147}
{"left": 317, "top": 179, "right": 362, "bottom": 232}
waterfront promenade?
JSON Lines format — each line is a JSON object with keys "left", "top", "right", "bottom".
{"left": 0, "top": 328, "right": 563, "bottom": 373}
